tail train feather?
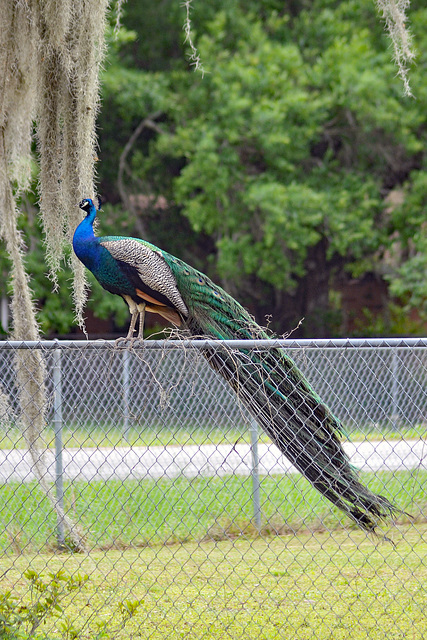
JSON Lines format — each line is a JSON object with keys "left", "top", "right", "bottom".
{"left": 203, "top": 342, "right": 397, "bottom": 533}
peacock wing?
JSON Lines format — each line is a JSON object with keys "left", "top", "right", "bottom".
{"left": 100, "top": 238, "right": 189, "bottom": 317}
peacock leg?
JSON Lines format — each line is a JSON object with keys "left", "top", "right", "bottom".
{"left": 114, "top": 296, "right": 140, "bottom": 345}
{"left": 137, "top": 302, "right": 146, "bottom": 340}
{"left": 115, "top": 310, "right": 138, "bottom": 346}
{"left": 126, "top": 310, "right": 139, "bottom": 339}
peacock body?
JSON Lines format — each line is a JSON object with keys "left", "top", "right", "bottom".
{"left": 73, "top": 198, "right": 397, "bottom": 533}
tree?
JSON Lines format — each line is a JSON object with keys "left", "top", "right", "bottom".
{"left": 103, "top": 0, "right": 425, "bottom": 336}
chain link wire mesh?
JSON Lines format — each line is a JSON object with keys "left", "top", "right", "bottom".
{"left": 0, "top": 338, "right": 426, "bottom": 638}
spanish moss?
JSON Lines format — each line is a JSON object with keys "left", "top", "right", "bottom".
{"left": 0, "top": 0, "right": 116, "bottom": 552}
{"left": 376, "top": 0, "right": 415, "bottom": 96}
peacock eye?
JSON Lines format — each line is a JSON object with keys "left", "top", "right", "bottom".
{"left": 197, "top": 277, "right": 204, "bottom": 284}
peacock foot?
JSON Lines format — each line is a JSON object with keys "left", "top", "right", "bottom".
{"left": 114, "top": 336, "right": 144, "bottom": 348}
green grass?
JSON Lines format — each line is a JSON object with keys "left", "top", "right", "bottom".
{"left": 0, "top": 425, "right": 249, "bottom": 450}
{"left": 346, "top": 424, "right": 427, "bottom": 442}
{"left": 1, "top": 468, "right": 426, "bottom": 638}
{"left": 1, "top": 524, "right": 427, "bottom": 639}
{"left": 1, "top": 423, "right": 426, "bottom": 450}
{"left": 1, "top": 470, "right": 425, "bottom": 554}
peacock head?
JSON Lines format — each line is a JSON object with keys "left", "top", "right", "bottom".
{"left": 79, "top": 197, "right": 102, "bottom": 217}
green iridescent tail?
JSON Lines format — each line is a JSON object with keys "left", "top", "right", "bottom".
{"left": 205, "top": 343, "right": 397, "bottom": 532}
{"left": 169, "top": 252, "right": 399, "bottom": 533}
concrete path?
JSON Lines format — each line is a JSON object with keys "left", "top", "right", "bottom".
{"left": 1, "top": 439, "right": 426, "bottom": 483}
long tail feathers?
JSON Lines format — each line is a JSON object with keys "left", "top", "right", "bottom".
{"left": 202, "top": 343, "right": 398, "bottom": 533}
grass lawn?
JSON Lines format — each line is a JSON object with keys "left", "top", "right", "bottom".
{"left": 0, "top": 424, "right": 426, "bottom": 451}
{"left": 1, "top": 523, "right": 426, "bottom": 639}
{"left": 0, "top": 425, "right": 252, "bottom": 450}
{"left": 1, "top": 442, "right": 426, "bottom": 638}
{"left": 1, "top": 469, "right": 425, "bottom": 554}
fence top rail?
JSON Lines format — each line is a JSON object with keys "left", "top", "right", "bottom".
{"left": 0, "top": 337, "right": 426, "bottom": 350}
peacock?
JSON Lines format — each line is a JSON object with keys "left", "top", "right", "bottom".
{"left": 73, "top": 197, "right": 398, "bottom": 533}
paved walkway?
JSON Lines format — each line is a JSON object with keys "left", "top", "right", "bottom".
{"left": 1, "top": 439, "right": 426, "bottom": 483}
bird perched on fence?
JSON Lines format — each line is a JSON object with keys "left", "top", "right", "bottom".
{"left": 73, "top": 197, "right": 398, "bottom": 533}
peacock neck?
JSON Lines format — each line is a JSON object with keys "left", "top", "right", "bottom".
{"left": 72, "top": 213, "right": 99, "bottom": 267}
{"left": 74, "top": 212, "right": 96, "bottom": 239}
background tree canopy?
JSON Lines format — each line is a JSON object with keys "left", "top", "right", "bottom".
{"left": 7, "top": 0, "right": 427, "bottom": 337}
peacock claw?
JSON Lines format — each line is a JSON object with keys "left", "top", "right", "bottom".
{"left": 115, "top": 335, "right": 144, "bottom": 349}
{"left": 114, "top": 336, "right": 129, "bottom": 348}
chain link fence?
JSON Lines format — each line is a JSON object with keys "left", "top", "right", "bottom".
{"left": 0, "top": 338, "right": 426, "bottom": 639}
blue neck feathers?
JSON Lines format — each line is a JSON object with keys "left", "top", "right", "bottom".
{"left": 72, "top": 201, "right": 99, "bottom": 266}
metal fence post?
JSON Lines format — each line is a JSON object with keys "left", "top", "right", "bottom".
{"left": 391, "top": 348, "right": 399, "bottom": 426}
{"left": 249, "top": 418, "right": 261, "bottom": 532}
{"left": 53, "top": 348, "right": 65, "bottom": 546}
{"left": 123, "top": 349, "right": 130, "bottom": 441}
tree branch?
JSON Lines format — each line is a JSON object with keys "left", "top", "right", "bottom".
{"left": 117, "top": 111, "right": 163, "bottom": 240}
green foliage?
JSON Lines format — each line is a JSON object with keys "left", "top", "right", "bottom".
{"left": 387, "top": 170, "right": 427, "bottom": 315}
{"left": 163, "top": 5, "right": 411, "bottom": 282}
{"left": 0, "top": 570, "right": 141, "bottom": 640}
{"left": 0, "top": 570, "right": 88, "bottom": 639}
{"left": 350, "top": 302, "right": 427, "bottom": 337}
{"left": 96, "top": 0, "right": 427, "bottom": 335}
